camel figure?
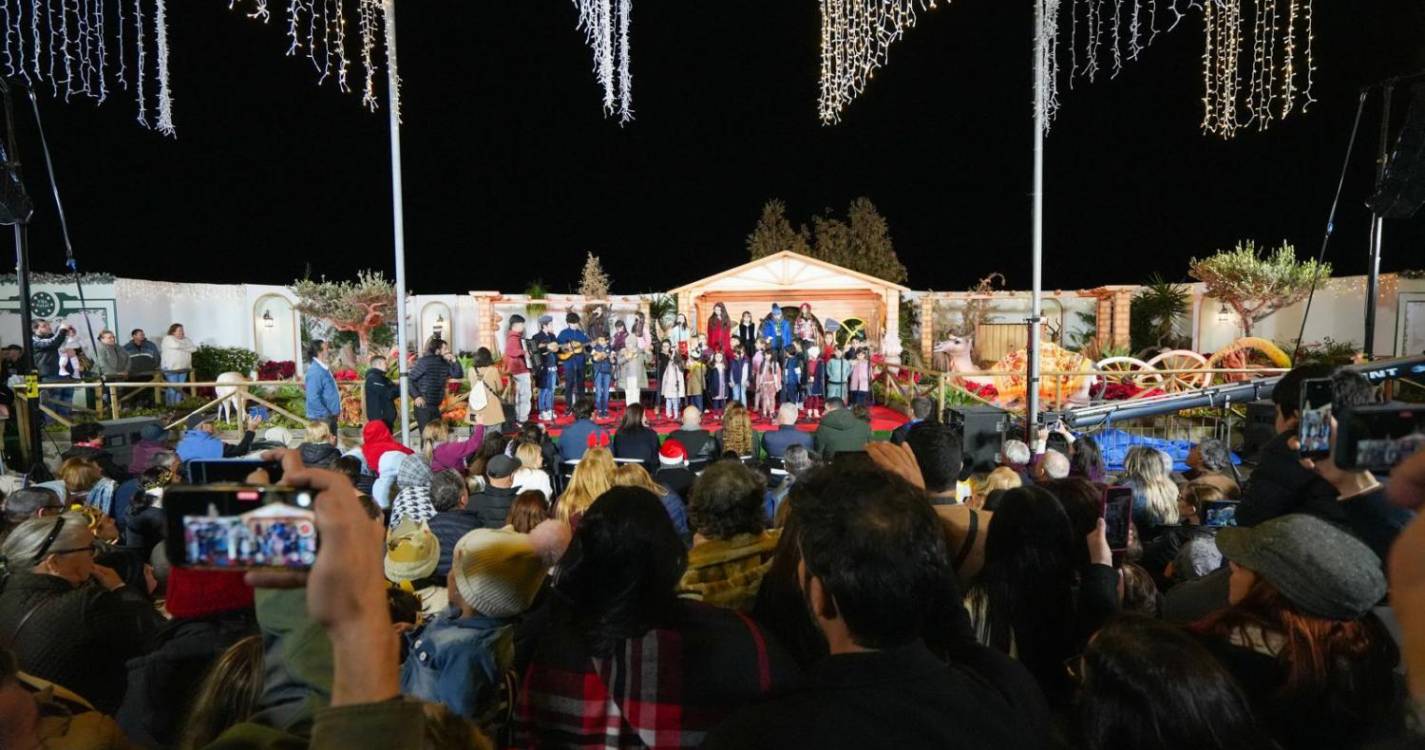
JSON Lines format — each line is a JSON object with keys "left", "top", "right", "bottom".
{"left": 215, "top": 372, "right": 251, "bottom": 424}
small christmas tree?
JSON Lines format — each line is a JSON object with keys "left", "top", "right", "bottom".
{"left": 291, "top": 270, "right": 396, "bottom": 355}
{"left": 1189, "top": 241, "right": 1331, "bottom": 337}
{"left": 746, "top": 199, "right": 811, "bottom": 259}
{"left": 578, "top": 252, "right": 612, "bottom": 301}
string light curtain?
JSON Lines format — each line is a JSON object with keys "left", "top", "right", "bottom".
{"left": 0, "top": 0, "right": 176, "bottom": 135}
{"left": 229, "top": 0, "right": 396, "bottom": 115}
{"left": 571, "top": 0, "right": 634, "bottom": 124}
{"left": 820, "top": 0, "right": 1316, "bottom": 138}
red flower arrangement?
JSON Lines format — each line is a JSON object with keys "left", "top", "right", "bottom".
{"left": 258, "top": 360, "right": 297, "bottom": 381}
{"left": 332, "top": 368, "right": 360, "bottom": 382}
{"left": 965, "top": 381, "right": 999, "bottom": 400}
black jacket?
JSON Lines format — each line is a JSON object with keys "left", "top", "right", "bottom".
{"left": 298, "top": 442, "right": 343, "bottom": 468}
{"left": 0, "top": 572, "right": 161, "bottom": 713}
{"left": 705, "top": 641, "right": 1040, "bottom": 750}
{"left": 364, "top": 369, "right": 398, "bottom": 427}
{"left": 612, "top": 426, "right": 661, "bottom": 468}
{"left": 408, "top": 354, "right": 463, "bottom": 408}
{"left": 60, "top": 445, "right": 130, "bottom": 482}
{"left": 427, "top": 508, "right": 483, "bottom": 578}
{"left": 471, "top": 485, "right": 521, "bottom": 530}
{"left": 670, "top": 428, "right": 720, "bottom": 462}
{"left": 1237, "top": 431, "right": 1346, "bottom": 528}
{"left": 117, "top": 609, "right": 258, "bottom": 747}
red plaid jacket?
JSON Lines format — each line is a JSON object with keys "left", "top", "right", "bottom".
{"left": 513, "top": 600, "right": 796, "bottom": 749}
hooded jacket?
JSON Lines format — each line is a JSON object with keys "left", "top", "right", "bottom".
{"left": 813, "top": 408, "right": 871, "bottom": 457}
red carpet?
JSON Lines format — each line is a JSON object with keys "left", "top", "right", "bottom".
{"left": 540, "top": 399, "right": 909, "bottom": 437}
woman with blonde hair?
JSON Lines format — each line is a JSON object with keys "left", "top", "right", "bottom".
{"left": 611, "top": 463, "right": 690, "bottom": 544}
{"left": 1122, "top": 446, "right": 1180, "bottom": 534}
{"left": 512, "top": 440, "right": 555, "bottom": 501}
{"left": 720, "top": 401, "right": 756, "bottom": 458}
{"left": 556, "top": 447, "right": 616, "bottom": 525}
{"left": 58, "top": 457, "right": 118, "bottom": 518}
{"left": 970, "top": 466, "right": 1022, "bottom": 509}
{"left": 419, "top": 421, "right": 449, "bottom": 463}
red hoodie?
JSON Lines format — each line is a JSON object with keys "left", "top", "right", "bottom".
{"left": 361, "top": 420, "right": 412, "bottom": 469}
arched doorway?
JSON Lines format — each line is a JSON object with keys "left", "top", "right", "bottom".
{"left": 421, "top": 302, "right": 453, "bottom": 347}
{"left": 253, "top": 294, "right": 298, "bottom": 365}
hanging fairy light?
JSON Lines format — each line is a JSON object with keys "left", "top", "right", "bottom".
{"left": 1201, "top": 0, "right": 1314, "bottom": 138}
{"left": 229, "top": 0, "right": 395, "bottom": 114}
{"left": 0, "top": 0, "right": 175, "bottom": 134}
{"left": 818, "top": 0, "right": 940, "bottom": 126}
{"left": 571, "top": 0, "right": 635, "bottom": 124}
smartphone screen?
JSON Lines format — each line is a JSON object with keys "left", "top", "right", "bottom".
{"left": 165, "top": 485, "right": 317, "bottom": 570}
{"left": 1335, "top": 405, "right": 1425, "bottom": 472}
{"left": 188, "top": 459, "right": 284, "bottom": 485}
{"left": 1297, "top": 378, "right": 1334, "bottom": 459}
{"left": 1202, "top": 500, "right": 1239, "bottom": 528}
{"left": 1101, "top": 486, "right": 1133, "bottom": 551}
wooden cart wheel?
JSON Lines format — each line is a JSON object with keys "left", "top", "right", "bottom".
{"left": 1144, "top": 350, "right": 1211, "bottom": 392}
{"left": 1094, "top": 356, "right": 1158, "bottom": 390}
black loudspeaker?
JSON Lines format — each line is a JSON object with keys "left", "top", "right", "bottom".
{"left": 1369, "top": 83, "right": 1425, "bottom": 219}
{"left": 1240, "top": 400, "right": 1278, "bottom": 462}
{"left": 97, "top": 417, "right": 163, "bottom": 469}
{"left": 947, "top": 405, "right": 1010, "bottom": 473}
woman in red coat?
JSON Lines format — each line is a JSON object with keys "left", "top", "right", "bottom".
{"left": 706, "top": 302, "right": 733, "bottom": 356}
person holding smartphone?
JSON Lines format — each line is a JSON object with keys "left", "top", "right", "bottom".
{"left": 1235, "top": 364, "right": 1348, "bottom": 528}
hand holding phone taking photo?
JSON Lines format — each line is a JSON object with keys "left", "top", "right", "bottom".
{"left": 1298, "top": 378, "right": 1335, "bottom": 460}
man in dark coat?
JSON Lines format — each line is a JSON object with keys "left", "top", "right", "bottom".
{"left": 408, "top": 337, "right": 463, "bottom": 431}
{"left": 364, "top": 355, "right": 399, "bottom": 429}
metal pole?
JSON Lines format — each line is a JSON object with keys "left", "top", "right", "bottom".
{"left": 1364, "top": 85, "right": 1393, "bottom": 360}
{"left": 1026, "top": 0, "right": 1046, "bottom": 439}
{"left": 384, "top": 0, "right": 412, "bottom": 445}
{"left": 14, "top": 225, "right": 42, "bottom": 466}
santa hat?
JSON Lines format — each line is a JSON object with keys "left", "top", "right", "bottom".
{"left": 659, "top": 439, "right": 687, "bottom": 466}
{"left": 166, "top": 568, "right": 254, "bottom": 619}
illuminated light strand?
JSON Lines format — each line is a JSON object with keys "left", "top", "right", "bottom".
{"left": 1129, "top": 0, "right": 1141, "bottom": 61}
{"left": 134, "top": 0, "right": 146, "bottom": 127}
{"left": 1, "top": 0, "right": 14, "bottom": 78}
{"left": 381, "top": 0, "right": 399, "bottom": 123}
{"left": 817, "top": 0, "right": 937, "bottom": 125}
{"left": 94, "top": 0, "right": 105, "bottom": 101}
{"left": 1110, "top": 0, "right": 1122, "bottom": 78}
{"left": 332, "top": 0, "right": 349, "bottom": 93}
{"left": 1201, "top": 0, "right": 1312, "bottom": 138}
{"left": 154, "top": 0, "right": 173, "bottom": 135}
{"left": 617, "top": 0, "right": 632, "bottom": 124}
{"left": 285, "top": 0, "right": 300, "bottom": 55}
{"left": 357, "top": 0, "right": 378, "bottom": 110}
{"left": 572, "top": 0, "right": 634, "bottom": 122}
{"left": 114, "top": 0, "right": 124, "bottom": 90}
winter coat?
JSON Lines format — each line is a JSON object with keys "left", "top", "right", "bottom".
{"left": 32, "top": 330, "right": 65, "bottom": 378}
{"left": 468, "top": 366, "right": 506, "bottom": 427}
{"left": 364, "top": 369, "right": 399, "bottom": 427}
{"left": 661, "top": 361, "right": 686, "bottom": 398}
{"left": 759, "top": 316, "right": 793, "bottom": 351}
{"left": 159, "top": 335, "right": 196, "bottom": 372}
{"left": 0, "top": 572, "right": 162, "bottom": 713}
{"left": 299, "top": 442, "right": 343, "bottom": 468}
{"left": 707, "top": 316, "right": 733, "bottom": 355}
{"left": 736, "top": 322, "right": 759, "bottom": 351}
{"left": 95, "top": 343, "right": 130, "bottom": 378}
{"left": 618, "top": 349, "right": 649, "bottom": 388}
{"left": 813, "top": 408, "right": 872, "bottom": 457}
{"left": 409, "top": 354, "right": 463, "bottom": 409}
{"left": 825, "top": 356, "right": 851, "bottom": 401}
{"left": 117, "top": 610, "right": 258, "bottom": 747}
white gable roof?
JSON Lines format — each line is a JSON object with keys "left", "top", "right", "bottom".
{"left": 669, "top": 251, "right": 910, "bottom": 294}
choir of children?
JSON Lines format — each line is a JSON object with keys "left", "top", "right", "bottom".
{"left": 517, "top": 303, "right": 875, "bottom": 425}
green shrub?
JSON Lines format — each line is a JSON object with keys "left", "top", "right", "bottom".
{"left": 192, "top": 346, "right": 260, "bottom": 381}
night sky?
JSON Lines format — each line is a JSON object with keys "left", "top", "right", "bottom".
{"left": 9, "top": 1, "right": 1425, "bottom": 295}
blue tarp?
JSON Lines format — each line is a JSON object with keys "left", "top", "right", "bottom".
{"left": 1090, "top": 428, "right": 1242, "bottom": 473}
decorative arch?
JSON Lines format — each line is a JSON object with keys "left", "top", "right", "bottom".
{"left": 420, "top": 301, "right": 453, "bottom": 346}
{"left": 253, "top": 294, "right": 299, "bottom": 365}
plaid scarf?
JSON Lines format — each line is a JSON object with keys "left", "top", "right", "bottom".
{"left": 514, "top": 601, "right": 784, "bottom": 749}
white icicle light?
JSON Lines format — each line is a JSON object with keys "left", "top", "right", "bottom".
{"left": 572, "top": 0, "right": 634, "bottom": 123}
{"left": 154, "top": 0, "right": 173, "bottom": 135}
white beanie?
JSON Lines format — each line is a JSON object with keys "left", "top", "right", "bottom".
{"left": 453, "top": 529, "right": 547, "bottom": 618}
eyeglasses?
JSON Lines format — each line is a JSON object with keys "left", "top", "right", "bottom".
{"left": 31, "top": 516, "right": 67, "bottom": 564}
